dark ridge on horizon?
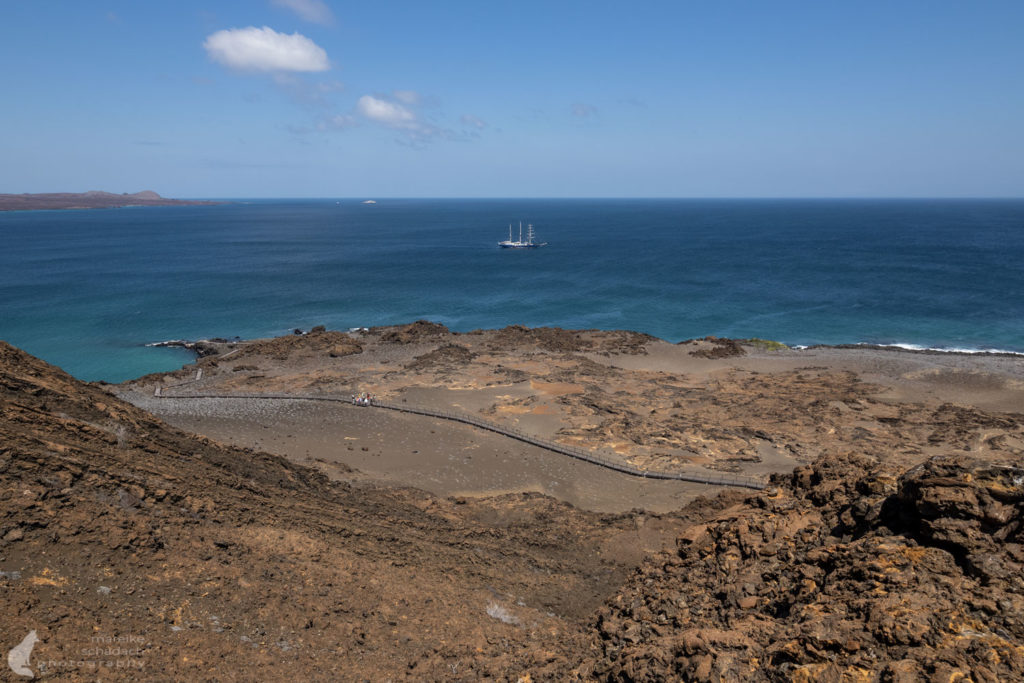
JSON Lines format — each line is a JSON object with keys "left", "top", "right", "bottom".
{"left": 0, "top": 191, "right": 218, "bottom": 212}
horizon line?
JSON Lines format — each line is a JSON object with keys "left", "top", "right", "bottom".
{"left": 172, "top": 195, "right": 1024, "bottom": 201}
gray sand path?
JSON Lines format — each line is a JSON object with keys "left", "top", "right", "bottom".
{"left": 129, "top": 393, "right": 729, "bottom": 513}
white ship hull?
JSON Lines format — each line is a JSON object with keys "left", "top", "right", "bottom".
{"left": 498, "top": 222, "right": 546, "bottom": 248}
{"left": 498, "top": 241, "right": 541, "bottom": 249}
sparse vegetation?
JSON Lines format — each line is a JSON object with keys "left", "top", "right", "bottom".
{"left": 743, "top": 338, "right": 789, "bottom": 351}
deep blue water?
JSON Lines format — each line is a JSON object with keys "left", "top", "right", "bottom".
{"left": 2, "top": 198, "right": 1022, "bottom": 382}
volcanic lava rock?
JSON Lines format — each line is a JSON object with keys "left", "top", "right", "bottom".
{"left": 586, "top": 453, "right": 1024, "bottom": 681}
{"left": 687, "top": 336, "right": 747, "bottom": 359}
{"left": 378, "top": 320, "right": 451, "bottom": 344}
{"left": 234, "top": 328, "right": 363, "bottom": 360}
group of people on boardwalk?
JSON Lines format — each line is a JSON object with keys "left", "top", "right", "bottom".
{"left": 351, "top": 391, "right": 375, "bottom": 406}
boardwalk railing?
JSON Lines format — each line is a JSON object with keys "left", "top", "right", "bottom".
{"left": 156, "top": 390, "right": 766, "bottom": 490}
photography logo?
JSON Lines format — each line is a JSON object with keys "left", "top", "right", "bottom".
{"left": 7, "top": 630, "right": 38, "bottom": 678}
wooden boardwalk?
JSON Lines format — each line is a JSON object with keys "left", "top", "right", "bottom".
{"left": 155, "top": 389, "right": 767, "bottom": 491}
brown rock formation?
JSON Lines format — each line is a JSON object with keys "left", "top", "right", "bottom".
{"left": 377, "top": 320, "right": 451, "bottom": 344}
{"left": 586, "top": 453, "right": 1024, "bottom": 680}
{"left": 685, "top": 336, "right": 747, "bottom": 359}
{"left": 232, "top": 327, "right": 363, "bottom": 361}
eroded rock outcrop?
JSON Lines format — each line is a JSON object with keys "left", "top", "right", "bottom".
{"left": 232, "top": 327, "right": 363, "bottom": 360}
{"left": 587, "top": 453, "right": 1024, "bottom": 681}
{"left": 377, "top": 319, "right": 451, "bottom": 343}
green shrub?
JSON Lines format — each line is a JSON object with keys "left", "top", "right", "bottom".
{"left": 743, "top": 338, "right": 789, "bottom": 351}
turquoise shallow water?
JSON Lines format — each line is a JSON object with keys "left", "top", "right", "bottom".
{"left": 1, "top": 198, "right": 1022, "bottom": 382}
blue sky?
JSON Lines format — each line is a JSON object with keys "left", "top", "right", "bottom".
{"left": 2, "top": 1, "right": 1022, "bottom": 197}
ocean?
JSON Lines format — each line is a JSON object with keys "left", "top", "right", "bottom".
{"left": 2, "top": 198, "right": 1022, "bottom": 382}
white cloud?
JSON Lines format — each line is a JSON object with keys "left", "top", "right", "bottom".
{"left": 323, "top": 90, "right": 475, "bottom": 146}
{"left": 204, "top": 26, "right": 329, "bottom": 72}
{"left": 272, "top": 0, "right": 334, "bottom": 25}
{"left": 353, "top": 93, "right": 453, "bottom": 146}
{"left": 461, "top": 114, "right": 486, "bottom": 129}
{"left": 356, "top": 95, "right": 418, "bottom": 128}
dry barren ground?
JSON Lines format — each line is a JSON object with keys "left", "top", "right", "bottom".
{"left": 122, "top": 323, "right": 1024, "bottom": 513}
{"left": 2, "top": 325, "right": 1023, "bottom": 680}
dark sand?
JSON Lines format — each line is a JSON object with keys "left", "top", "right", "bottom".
{"left": 129, "top": 394, "right": 729, "bottom": 513}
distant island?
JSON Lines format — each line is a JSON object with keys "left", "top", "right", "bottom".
{"left": 0, "top": 190, "right": 218, "bottom": 212}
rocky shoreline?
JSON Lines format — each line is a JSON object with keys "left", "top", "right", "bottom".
{"left": 146, "top": 337, "right": 242, "bottom": 358}
{"left": 148, "top": 325, "right": 1024, "bottom": 361}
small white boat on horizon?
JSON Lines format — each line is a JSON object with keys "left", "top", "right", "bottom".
{"left": 498, "top": 222, "right": 546, "bottom": 249}
{"left": 361, "top": 199, "right": 377, "bottom": 204}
